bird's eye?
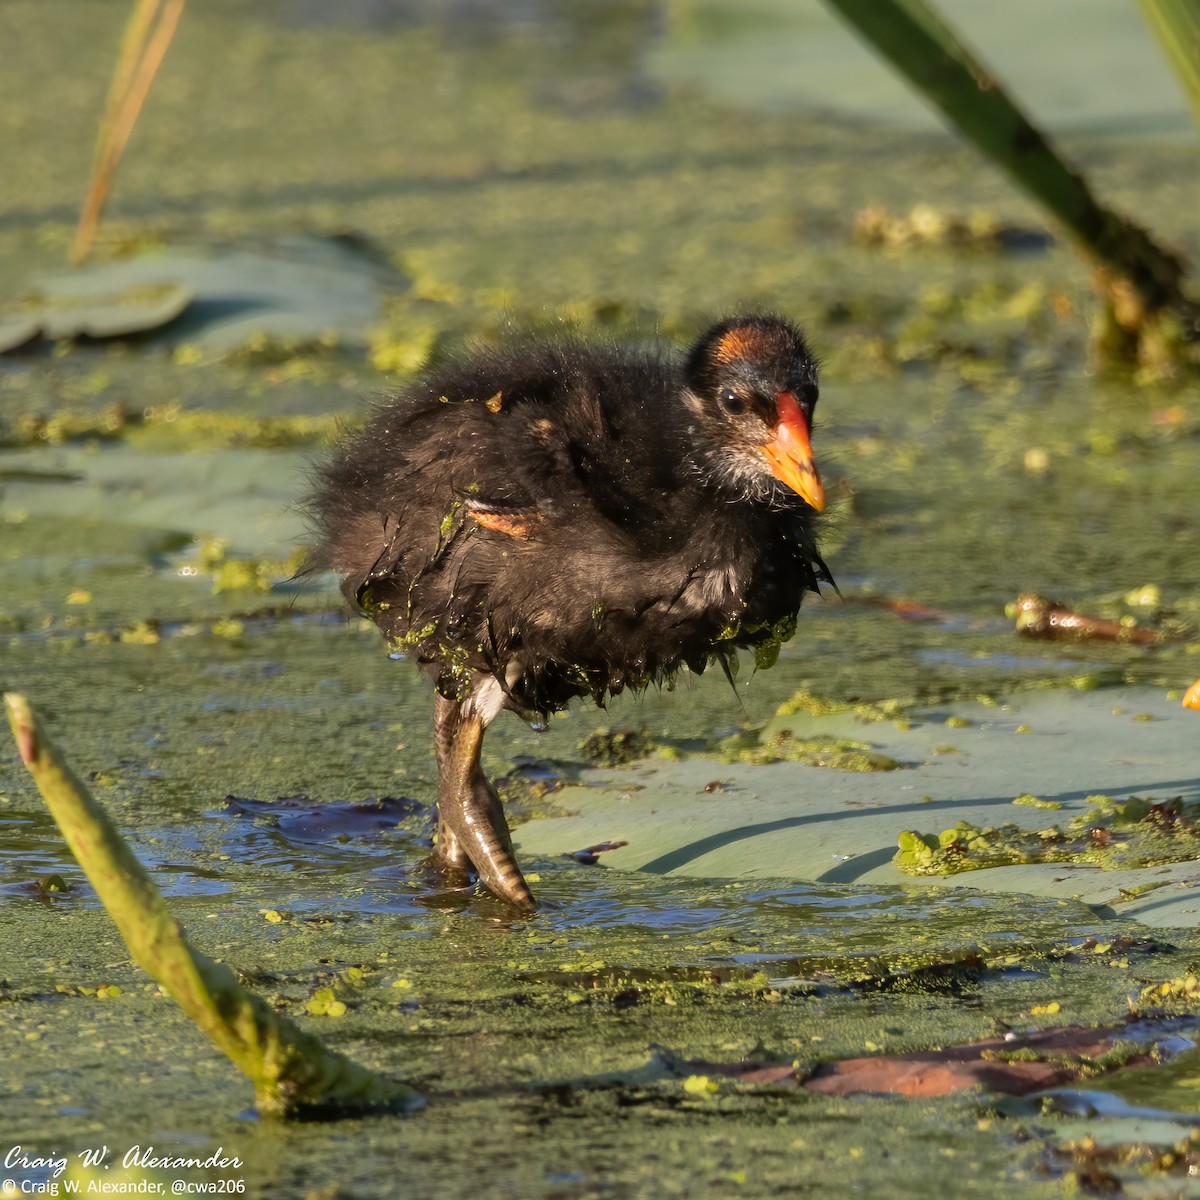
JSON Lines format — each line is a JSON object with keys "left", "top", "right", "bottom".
{"left": 719, "top": 389, "right": 745, "bottom": 415}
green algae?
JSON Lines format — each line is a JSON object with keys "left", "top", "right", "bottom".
{"left": 713, "top": 613, "right": 799, "bottom": 672}
{"left": 186, "top": 535, "right": 307, "bottom": 596}
{"left": 2, "top": 857, "right": 1194, "bottom": 1196}
{"left": 717, "top": 727, "right": 902, "bottom": 771}
{"left": 577, "top": 725, "right": 655, "bottom": 767}
{"left": 775, "top": 686, "right": 914, "bottom": 723}
{"left": 1012, "top": 793, "right": 1062, "bottom": 810}
{"left": 573, "top": 713, "right": 904, "bottom": 772}
{"left": 979, "top": 1039, "right": 1144, "bottom": 1078}
{"left": 0, "top": 402, "right": 344, "bottom": 451}
{"left": 896, "top": 793, "right": 1200, "bottom": 877}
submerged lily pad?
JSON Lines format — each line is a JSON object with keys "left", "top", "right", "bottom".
{"left": 6, "top": 235, "right": 405, "bottom": 353}
{"left": 35, "top": 282, "right": 193, "bottom": 341}
{"left": 0, "top": 314, "right": 41, "bottom": 353}
{"left": 516, "top": 686, "right": 1200, "bottom": 928}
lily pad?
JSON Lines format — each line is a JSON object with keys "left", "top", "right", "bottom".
{"left": 515, "top": 686, "right": 1200, "bottom": 929}
{"left": 7, "top": 235, "right": 405, "bottom": 353}
{"left": 36, "top": 281, "right": 193, "bottom": 340}
{"left": 0, "top": 315, "right": 41, "bottom": 353}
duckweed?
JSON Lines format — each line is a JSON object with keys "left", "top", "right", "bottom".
{"left": 775, "top": 688, "right": 912, "bottom": 723}
{"left": 1012, "top": 794, "right": 1062, "bottom": 810}
{"left": 896, "top": 794, "right": 1200, "bottom": 876}
{"left": 718, "top": 729, "right": 901, "bottom": 771}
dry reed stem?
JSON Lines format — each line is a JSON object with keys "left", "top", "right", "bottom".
{"left": 70, "top": 0, "right": 187, "bottom": 264}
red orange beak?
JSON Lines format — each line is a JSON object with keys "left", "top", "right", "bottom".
{"left": 761, "top": 390, "right": 825, "bottom": 511}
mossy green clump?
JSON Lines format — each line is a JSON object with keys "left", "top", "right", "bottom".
{"left": 775, "top": 687, "right": 912, "bottom": 724}
{"left": 717, "top": 728, "right": 901, "bottom": 771}
{"left": 895, "top": 793, "right": 1200, "bottom": 876}
{"left": 578, "top": 726, "right": 655, "bottom": 768}
{"left": 711, "top": 614, "right": 797, "bottom": 672}
{"left": 1012, "top": 794, "right": 1062, "bottom": 811}
{"left": 119, "top": 620, "right": 161, "bottom": 645}
{"left": 979, "top": 1040, "right": 1143, "bottom": 1077}
{"left": 189, "top": 536, "right": 306, "bottom": 596}
{"left": 748, "top": 614, "right": 797, "bottom": 671}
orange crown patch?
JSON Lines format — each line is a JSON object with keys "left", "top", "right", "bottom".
{"left": 712, "top": 324, "right": 791, "bottom": 366}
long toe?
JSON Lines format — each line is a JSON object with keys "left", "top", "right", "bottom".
{"left": 438, "top": 708, "right": 538, "bottom": 912}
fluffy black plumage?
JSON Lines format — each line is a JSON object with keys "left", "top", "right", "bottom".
{"left": 307, "top": 316, "right": 832, "bottom": 717}
{"left": 306, "top": 315, "right": 832, "bottom": 909}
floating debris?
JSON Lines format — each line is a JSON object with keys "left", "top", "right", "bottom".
{"left": 804, "top": 1023, "right": 1149, "bottom": 1098}
{"left": 571, "top": 840, "right": 629, "bottom": 865}
{"left": 853, "top": 204, "right": 1050, "bottom": 253}
{"left": 1010, "top": 593, "right": 1163, "bottom": 644}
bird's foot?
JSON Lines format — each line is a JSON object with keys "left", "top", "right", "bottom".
{"left": 436, "top": 701, "right": 538, "bottom": 912}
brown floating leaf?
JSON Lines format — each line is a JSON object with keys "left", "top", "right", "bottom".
{"left": 1011, "top": 593, "right": 1163, "bottom": 644}
{"left": 803, "top": 1025, "right": 1151, "bottom": 1098}
{"left": 856, "top": 595, "right": 961, "bottom": 623}
{"left": 467, "top": 508, "right": 545, "bottom": 540}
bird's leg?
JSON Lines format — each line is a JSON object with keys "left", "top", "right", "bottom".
{"left": 431, "top": 693, "right": 470, "bottom": 872}
{"left": 433, "top": 693, "right": 537, "bottom": 912}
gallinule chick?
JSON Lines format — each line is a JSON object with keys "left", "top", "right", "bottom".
{"left": 307, "top": 315, "right": 832, "bottom": 911}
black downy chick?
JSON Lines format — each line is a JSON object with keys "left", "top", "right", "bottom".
{"left": 307, "top": 315, "right": 832, "bottom": 910}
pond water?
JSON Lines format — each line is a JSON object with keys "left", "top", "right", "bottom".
{"left": 2, "top": 2, "right": 1199, "bottom": 1196}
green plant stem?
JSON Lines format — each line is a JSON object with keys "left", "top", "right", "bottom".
{"left": 1137, "top": 0, "right": 1200, "bottom": 133}
{"left": 821, "top": 0, "right": 1199, "bottom": 343}
{"left": 3, "top": 692, "right": 418, "bottom": 1119}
